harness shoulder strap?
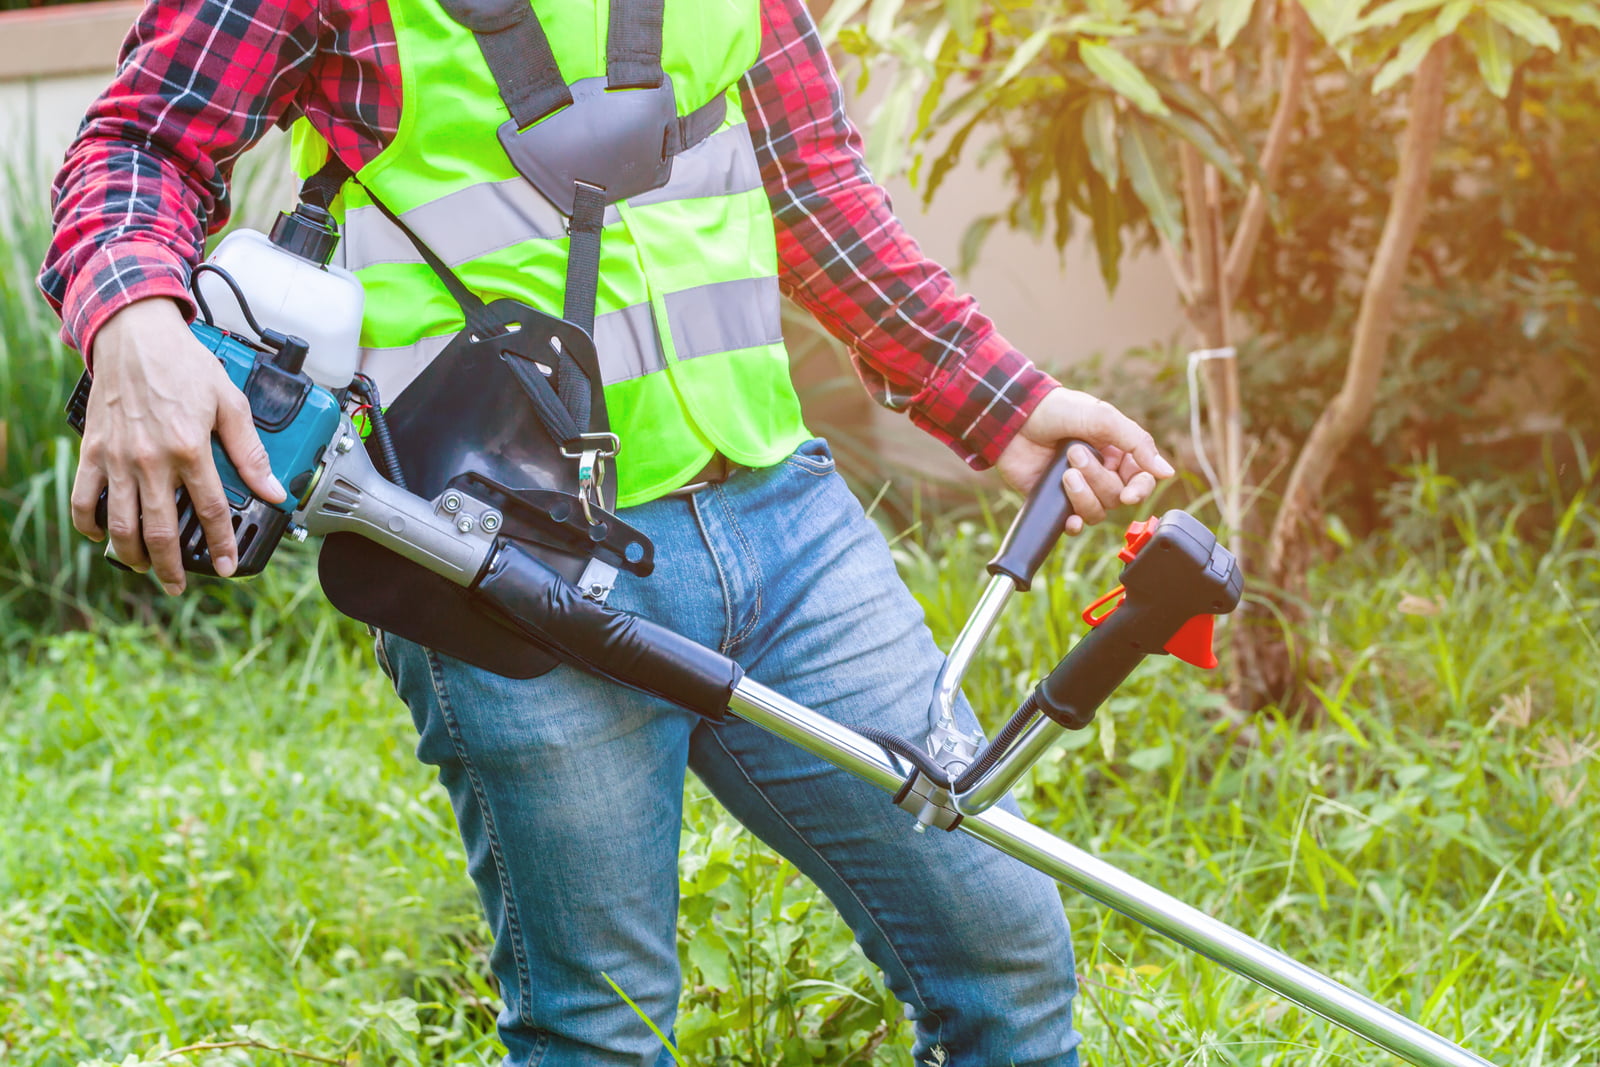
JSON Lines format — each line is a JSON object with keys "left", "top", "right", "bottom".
{"left": 437, "top": 0, "right": 668, "bottom": 126}
{"left": 437, "top": 0, "right": 572, "bottom": 130}
{"left": 605, "top": 0, "right": 665, "bottom": 90}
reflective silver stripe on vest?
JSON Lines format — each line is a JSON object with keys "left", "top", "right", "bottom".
{"left": 342, "top": 123, "right": 762, "bottom": 272}
{"left": 666, "top": 276, "right": 783, "bottom": 360}
{"left": 361, "top": 277, "right": 781, "bottom": 402}
{"left": 362, "top": 302, "right": 665, "bottom": 401}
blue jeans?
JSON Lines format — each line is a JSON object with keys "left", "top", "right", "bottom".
{"left": 377, "top": 439, "right": 1081, "bottom": 1066}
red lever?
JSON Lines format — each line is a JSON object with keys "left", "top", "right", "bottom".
{"left": 1081, "top": 516, "right": 1219, "bottom": 668}
{"left": 1164, "top": 613, "right": 1218, "bottom": 669}
{"left": 1119, "top": 516, "right": 1160, "bottom": 563}
{"left": 1081, "top": 585, "right": 1125, "bottom": 628}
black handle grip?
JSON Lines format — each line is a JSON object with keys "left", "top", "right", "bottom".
{"left": 987, "top": 439, "right": 1100, "bottom": 591}
{"left": 1029, "top": 599, "right": 1169, "bottom": 729}
{"left": 473, "top": 540, "right": 742, "bottom": 720}
{"left": 1029, "top": 509, "right": 1244, "bottom": 730}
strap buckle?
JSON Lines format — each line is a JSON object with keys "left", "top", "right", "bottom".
{"left": 562, "top": 432, "right": 621, "bottom": 526}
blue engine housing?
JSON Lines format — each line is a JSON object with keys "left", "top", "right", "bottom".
{"left": 66, "top": 321, "right": 345, "bottom": 577}
{"left": 190, "top": 321, "right": 343, "bottom": 515}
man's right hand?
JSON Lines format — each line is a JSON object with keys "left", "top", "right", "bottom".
{"left": 71, "top": 297, "right": 286, "bottom": 594}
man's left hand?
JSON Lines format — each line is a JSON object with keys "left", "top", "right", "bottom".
{"left": 995, "top": 387, "right": 1176, "bottom": 536}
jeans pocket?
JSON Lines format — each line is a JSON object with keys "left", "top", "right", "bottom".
{"left": 784, "top": 437, "right": 836, "bottom": 476}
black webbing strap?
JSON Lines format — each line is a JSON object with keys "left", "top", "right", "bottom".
{"left": 364, "top": 188, "right": 502, "bottom": 343}
{"left": 669, "top": 93, "right": 728, "bottom": 155}
{"left": 558, "top": 181, "right": 606, "bottom": 429}
{"left": 606, "top": 0, "right": 665, "bottom": 90}
{"left": 477, "top": 14, "right": 572, "bottom": 129}
{"left": 437, "top": 0, "right": 572, "bottom": 131}
{"left": 562, "top": 183, "right": 605, "bottom": 333}
{"left": 501, "top": 346, "right": 584, "bottom": 445}
{"left": 299, "top": 155, "right": 351, "bottom": 214}
{"left": 438, "top": 0, "right": 667, "bottom": 130}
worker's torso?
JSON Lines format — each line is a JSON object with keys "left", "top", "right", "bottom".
{"left": 292, "top": 0, "right": 809, "bottom": 505}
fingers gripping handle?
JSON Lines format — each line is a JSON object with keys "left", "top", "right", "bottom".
{"left": 987, "top": 439, "right": 1101, "bottom": 591}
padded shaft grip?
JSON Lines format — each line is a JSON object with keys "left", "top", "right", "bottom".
{"left": 987, "top": 440, "right": 1100, "bottom": 591}
{"left": 473, "top": 541, "right": 742, "bottom": 720}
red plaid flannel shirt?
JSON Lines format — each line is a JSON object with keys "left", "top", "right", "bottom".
{"left": 39, "top": 0, "right": 1058, "bottom": 469}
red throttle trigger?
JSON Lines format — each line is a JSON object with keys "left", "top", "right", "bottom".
{"left": 1078, "top": 516, "right": 1223, "bottom": 670}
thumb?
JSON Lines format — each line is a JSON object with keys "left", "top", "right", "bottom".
{"left": 215, "top": 387, "right": 288, "bottom": 503}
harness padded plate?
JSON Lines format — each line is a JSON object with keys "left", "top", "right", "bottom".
{"left": 498, "top": 76, "right": 678, "bottom": 213}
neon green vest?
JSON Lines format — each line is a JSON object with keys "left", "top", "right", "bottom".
{"left": 291, "top": 0, "right": 809, "bottom": 506}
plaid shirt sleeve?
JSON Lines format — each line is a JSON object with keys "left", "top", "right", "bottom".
{"left": 36, "top": 0, "right": 351, "bottom": 362}
{"left": 741, "top": 0, "right": 1059, "bottom": 470}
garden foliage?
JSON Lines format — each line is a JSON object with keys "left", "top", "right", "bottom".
{"left": 3, "top": 462, "right": 1598, "bottom": 1064}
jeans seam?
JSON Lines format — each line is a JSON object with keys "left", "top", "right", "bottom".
{"left": 689, "top": 493, "right": 739, "bottom": 654}
{"left": 702, "top": 724, "right": 940, "bottom": 1033}
{"left": 424, "top": 648, "right": 535, "bottom": 1020}
{"left": 783, "top": 456, "right": 833, "bottom": 476}
{"left": 710, "top": 486, "right": 764, "bottom": 654}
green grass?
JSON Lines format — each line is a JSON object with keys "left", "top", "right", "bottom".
{"left": 3, "top": 461, "right": 1598, "bottom": 1066}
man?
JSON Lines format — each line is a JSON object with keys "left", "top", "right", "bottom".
{"left": 42, "top": 0, "right": 1175, "bottom": 1062}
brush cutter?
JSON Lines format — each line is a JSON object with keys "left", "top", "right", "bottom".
{"left": 66, "top": 300, "right": 1500, "bottom": 1067}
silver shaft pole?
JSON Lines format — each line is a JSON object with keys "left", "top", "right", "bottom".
{"left": 927, "top": 574, "right": 1014, "bottom": 732}
{"left": 727, "top": 677, "right": 1497, "bottom": 1067}
{"left": 951, "top": 711, "right": 1068, "bottom": 815}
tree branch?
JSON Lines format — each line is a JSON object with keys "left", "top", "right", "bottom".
{"left": 1224, "top": 1, "right": 1311, "bottom": 299}
{"left": 1266, "top": 38, "right": 1452, "bottom": 584}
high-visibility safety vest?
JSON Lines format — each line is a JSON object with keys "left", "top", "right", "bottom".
{"left": 289, "top": 0, "right": 810, "bottom": 507}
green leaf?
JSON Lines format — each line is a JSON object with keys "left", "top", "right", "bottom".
{"left": 1215, "top": 0, "right": 1256, "bottom": 46}
{"left": 958, "top": 214, "right": 1000, "bottom": 275}
{"left": 865, "top": 0, "right": 907, "bottom": 44}
{"left": 1486, "top": 0, "right": 1563, "bottom": 50}
{"left": 1298, "top": 0, "right": 1363, "bottom": 47}
{"left": 866, "top": 73, "right": 919, "bottom": 179}
{"left": 1062, "top": 16, "right": 1138, "bottom": 37}
{"left": 1080, "top": 41, "right": 1170, "bottom": 116}
{"left": 1119, "top": 117, "right": 1185, "bottom": 248}
{"left": 1148, "top": 106, "right": 1245, "bottom": 191}
{"left": 1143, "top": 69, "right": 1266, "bottom": 188}
{"left": 1355, "top": 0, "right": 1447, "bottom": 33}
{"left": 1128, "top": 744, "right": 1174, "bottom": 772}
{"left": 922, "top": 105, "right": 990, "bottom": 206}
{"left": 1463, "top": 11, "right": 1516, "bottom": 97}
{"left": 1081, "top": 96, "right": 1120, "bottom": 190}
{"left": 603, "top": 973, "right": 682, "bottom": 1063}
{"left": 1371, "top": 20, "right": 1446, "bottom": 94}
{"left": 1087, "top": 174, "right": 1123, "bottom": 292}
{"left": 994, "top": 24, "right": 1056, "bottom": 89}
{"left": 1433, "top": 0, "right": 1474, "bottom": 36}
{"left": 1098, "top": 700, "right": 1117, "bottom": 761}
{"left": 816, "top": 0, "right": 871, "bottom": 45}
{"left": 1539, "top": 0, "right": 1600, "bottom": 30}
{"left": 686, "top": 930, "right": 734, "bottom": 989}
{"left": 944, "top": 0, "right": 978, "bottom": 43}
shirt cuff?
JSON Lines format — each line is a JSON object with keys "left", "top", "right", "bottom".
{"left": 905, "top": 333, "right": 1061, "bottom": 471}
{"left": 62, "top": 240, "right": 196, "bottom": 366}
